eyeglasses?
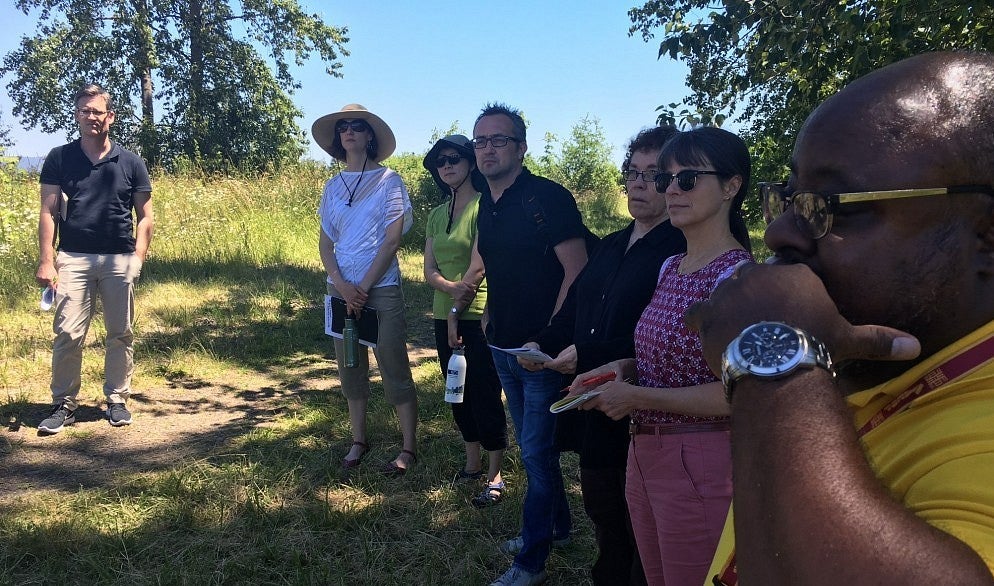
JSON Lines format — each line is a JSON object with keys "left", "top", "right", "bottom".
{"left": 335, "top": 119, "right": 369, "bottom": 133}
{"left": 435, "top": 154, "right": 464, "bottom": 168}
{"left": 654, "top": 169, "right": 724, "bottom": 193}
{"left": 472, "top": 135, "right": 518, "bottom": 149}
{"left": 76, "top": 108, "right": 108, "bottom": 118}
{"left": 760, "top": 182, "right": 994, "bottom": 239}
{"left": 623, "top": 169, "right": 664, "bottom": 183}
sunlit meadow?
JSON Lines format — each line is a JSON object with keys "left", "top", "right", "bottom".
{"left": 0, "top": 163, "right": 603, "bottom": 585}
{"left": 0, "top": 160, "right": 768, "bottom": 584}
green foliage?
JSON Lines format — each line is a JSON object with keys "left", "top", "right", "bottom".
{"left": 381, "top": 152, "right": 443, "bottom": 251}
{"left": 534, "top": 116, "right": 625, "bottom": 233}
{"left": 0, "top": 172, "right": 40, "bottom": 299}
{"left": 0, "top": 113, "right": 23, "bottom": 189}
{"left": 0, "top": 111, "right": 11, "bottom": 149}
{"left": 535, "top": 116, "right": 619, "bottom": 198}
{"left": 2, "top": 0, "right": 349, "bottom": 174}
{"left": 628, "top": 0, "right": 994, "bottom": 220}
{"left": 426, "top": 121, "right": 466, "bottom": 145}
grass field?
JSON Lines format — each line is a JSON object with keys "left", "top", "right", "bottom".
{"left": 0, "top": 167, "right": 600, "bottom": 586}
{"left": 0, "top": 166, "right": 768, "bottom": 585}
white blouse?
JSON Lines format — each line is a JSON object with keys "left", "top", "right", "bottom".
{"left": 319, "top": 167, "right": 413, "bottom": 289}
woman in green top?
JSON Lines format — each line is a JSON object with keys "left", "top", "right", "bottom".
{"left": 423, "top": 135, "right": 508, "bottom": 508}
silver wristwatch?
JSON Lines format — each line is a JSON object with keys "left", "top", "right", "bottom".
{"left": 721, "top": 321, "right": 833, "bottom": 402}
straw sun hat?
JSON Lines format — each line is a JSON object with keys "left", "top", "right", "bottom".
{"left": 311, "top": 103, "right": 396, "bottom": 163}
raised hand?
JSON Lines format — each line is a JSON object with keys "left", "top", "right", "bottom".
{"left": 685, "top": 262, "right": 920, "bottom": 376}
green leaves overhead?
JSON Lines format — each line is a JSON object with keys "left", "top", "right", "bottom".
{"left": 629, "top": 0, "right": 994, "bottom": 204}
{"left": 2, "top": 0, "right": 349, "bottom": 173}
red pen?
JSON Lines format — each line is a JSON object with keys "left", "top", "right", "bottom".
{"left": 580, "top": 372, "right": 616, "bottom": 386}
{"left": 562, "top": 372, "right": 616, "bottom": 392}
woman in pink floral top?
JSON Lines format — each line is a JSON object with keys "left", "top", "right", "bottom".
{"left": 573, "top": 127, "right": 754, "bottom": 586}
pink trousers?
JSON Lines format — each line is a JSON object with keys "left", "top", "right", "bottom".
{"left": 626, "top": 430, "right": 732, "bottom": 586}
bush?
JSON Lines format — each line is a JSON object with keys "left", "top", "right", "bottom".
{"left": 382, "top": 153, "right": 444, "bottom": 251}
{"left": 534, "top": 116, "right": 621, "bottom": 204}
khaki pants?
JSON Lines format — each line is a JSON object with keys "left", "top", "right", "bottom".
{"left": 327, "top": 283, "right": 416, "bottom": 405}
{"left": 51, "top": 251, "right": 141, "bottom": 409}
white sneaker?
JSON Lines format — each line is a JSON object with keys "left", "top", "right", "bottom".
{"left": 498, "top": 535, "right": 571, "bottom": 554}
{"left": 490, "top": 566, "right": 549, "bottom": 586}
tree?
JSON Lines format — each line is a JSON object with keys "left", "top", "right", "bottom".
{"left": 534, "top": 116, "right": 625, "bottom": 232}
{"left": 629, "top": 0, "right": 994, "bottom": 220}
{"left": 535, "top": 116, "right": 619, "bottom": 200}
{"left": 0, "top": 110, "right": 11, "bottom": 149}
{"left": 2, "top": 0, "right": 349, "bottom": 173}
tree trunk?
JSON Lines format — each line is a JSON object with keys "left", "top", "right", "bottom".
{"left": 133, "top": 0, "right": 159, "bottom": 166}
{"left": 186, "top": 0, "right": 204, "bottom": 165}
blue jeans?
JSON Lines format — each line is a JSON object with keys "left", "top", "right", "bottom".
{"left": 491, "top": 349, "right": 572, "bottom": 573}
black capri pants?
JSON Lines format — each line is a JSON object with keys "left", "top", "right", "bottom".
{"left": 434, "top": 319, "right": 508, "bottom": 451}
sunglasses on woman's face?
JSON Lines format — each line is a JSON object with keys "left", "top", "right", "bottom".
{"left": 435, "top": 154, "right": 464, "bottom": 168}
{"left": 654, "top": 169, "right": 724, "bottom": 193}
{"left": 335, "top": 119, "right": 369, "bottom": 133}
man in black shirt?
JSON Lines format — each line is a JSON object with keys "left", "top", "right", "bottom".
{"left": 36, "top": 84, "right": 154, "bottom": 433}
{"left": 473, "top": 103, "right": 588, "bottom": 586}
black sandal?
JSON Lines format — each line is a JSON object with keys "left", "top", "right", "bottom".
{"left": 453, "top": 468, "right": 485, "bottom": 485}
{"left": 471, "top": 481, "right": 505, "bottom": 508}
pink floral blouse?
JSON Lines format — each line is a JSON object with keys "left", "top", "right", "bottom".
{"left": 631, "top": 249, "right": 754, "bottom": 425}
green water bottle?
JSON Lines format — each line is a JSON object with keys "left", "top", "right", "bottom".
{"left": 343, "top": 317, "right": 359, "bottom": 368}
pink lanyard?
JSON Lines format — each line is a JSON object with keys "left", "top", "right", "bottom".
{"left": 714, "top": 332, "right": 994, "bottom": 586}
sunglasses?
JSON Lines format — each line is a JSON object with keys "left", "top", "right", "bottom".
{"left": 435, "top": 154, "right": 464, "bottom": 168}
{"left": 654, "top": 169, "right": 725, "bottom": 193}
{"left": 335, "top": 119, "right": 369, "bottom": 133}
{"left": 760, "top": 182, "right": 994, "bottom": 239}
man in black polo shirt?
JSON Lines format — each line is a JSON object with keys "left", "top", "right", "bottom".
{"left": 473, "top": 103, "right": 589, "bottom": 586}
{"left": 36, "top": 84, "right": 154, "bottom": 434}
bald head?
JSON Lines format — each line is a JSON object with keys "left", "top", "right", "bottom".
{"left": 799, "top": 52, "right": 994, "bottom": 188}
{"left": 770, "top": 51, "right": 994, "bottom": 359}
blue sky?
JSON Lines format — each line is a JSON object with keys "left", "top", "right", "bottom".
{"left": 0, "top": 1, "right": 691, "bottom": 165}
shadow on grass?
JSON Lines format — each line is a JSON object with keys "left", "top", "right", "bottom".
{"left": 0, "top": 381, "right": 600, "bottom": 584}
{"left": 0, "top": 253, "right": 604, "bottom": 584}
{"left": 138, "top": 256, "right": 436, "bottom": 380}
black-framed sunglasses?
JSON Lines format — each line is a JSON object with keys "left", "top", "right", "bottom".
{"left": 335, "top": 119, "right": 369, "bottom": 133}
{"left": 472, "top": 135, "right": 518, "bottom": 149}
{"left": 655, "top": 169, "right": 724, "bottom": 193}
{"left": 435, "top": 154, "right": 464, "bottom": 168}
{"left": 760, "top": 182, "right": 994, "bottom": 239}
{"left": 623, "top": 169, "right": 664, "bottom": 183}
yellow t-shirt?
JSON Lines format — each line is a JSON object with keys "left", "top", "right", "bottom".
{"left": 707, "top": 321, "right": 994, "bottom": 583}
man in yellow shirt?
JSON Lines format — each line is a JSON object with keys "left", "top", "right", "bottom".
{"left": 687, "top": 51, "right": 994, "bottom": 584}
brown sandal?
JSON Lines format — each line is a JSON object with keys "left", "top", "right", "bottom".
{"left": 342, "top": 441, "right": 369, "bottom": 470}
{"left": 381, "top": 449, "right": 417, "bottom": 477}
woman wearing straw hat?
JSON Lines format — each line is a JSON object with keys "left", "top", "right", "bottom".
{"left": 313, "top": 103, "right": 418, "bottom": 476}
{"left": 422, "top": 135, "right": 508, "bottom": 507}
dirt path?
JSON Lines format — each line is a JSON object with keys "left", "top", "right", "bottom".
{"left": 0, "top": 346, "right": 437, "bottom": 499}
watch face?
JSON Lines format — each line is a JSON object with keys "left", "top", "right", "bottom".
{"left": 734, "top": 322, "right": 807, "bottom": 376}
